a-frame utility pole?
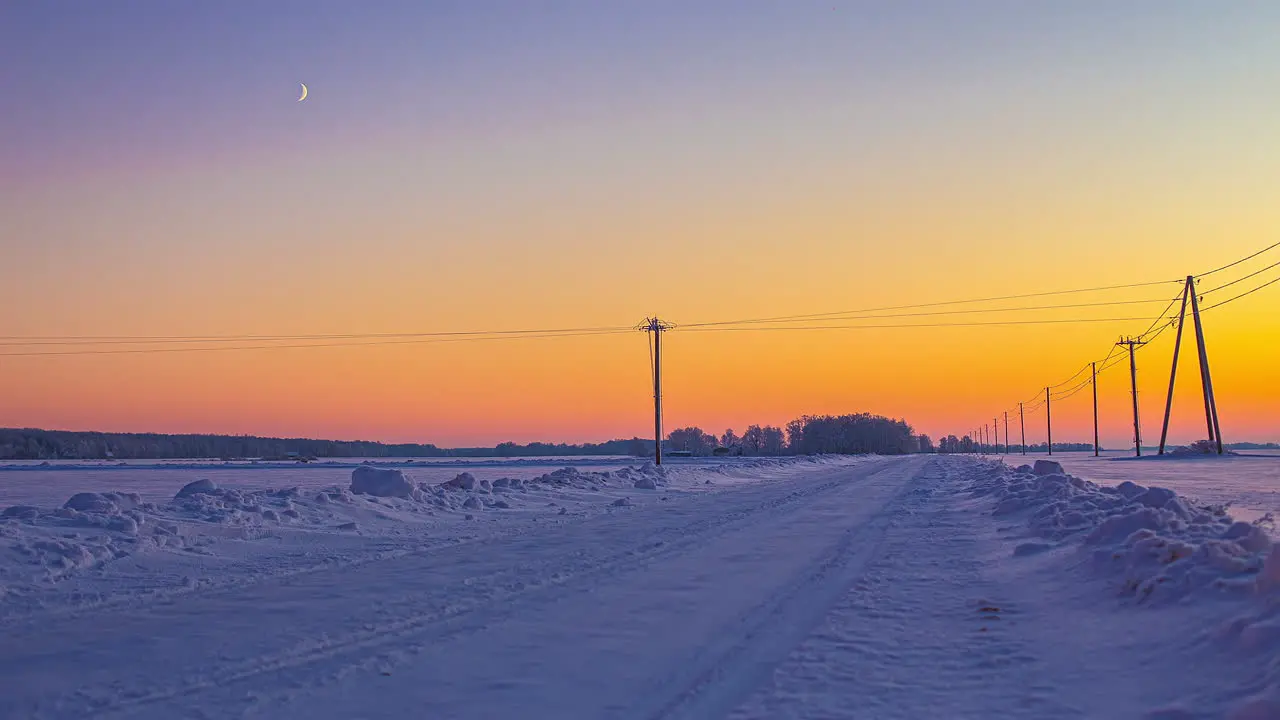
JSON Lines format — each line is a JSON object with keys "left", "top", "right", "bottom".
{"left": 1116, "top": 336, "right": 1146, "bottom": 457}
{"left": 639, "top": 317, "right": 674, "bottom": 465}
{"left": 1157, "top": 276, "right": 1225, "bottom": 455}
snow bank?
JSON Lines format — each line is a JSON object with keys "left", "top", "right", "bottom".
{"left": 969, "top": 461, "right": 1272, "bottom": 604}
{"left": 350, "top": 466, "right": 414, "bottom": 498}
{"left": 0, "top": 457, "right": 834, "bottom": 613}
{"left": 967, "top": 459, "right": 1280, "bottom": 717}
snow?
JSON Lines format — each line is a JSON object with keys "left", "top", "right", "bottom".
{"left": 0, "top": 456, "right": 834, "bottom": 619}
{"left": 2, "top": 453, "right": 1280, "bottom": 718}
{"left": 1045, "top": 449, "right": 1280, "bottom": 524}
{"left": 349, "top": 465, "right": 414, "bottom": 498}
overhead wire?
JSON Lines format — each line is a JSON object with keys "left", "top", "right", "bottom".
{"left": 678, "top": 316, "right": 1162, "bottom": 334}
{"left": 1201, "top": 273, "right": 1280, "bottom": 312}
{"left": 0, "top": 325, "right": 637, "bottom": 347}
{"left": 0, "top": 328, "right": 636, "bottom": 358}
{"left": 1199, "top": 257, "right": 1280, "bottom": 296}
{"left": 4, "top": 239, "right": 1275, "bottom": 367}
{"left": 956, "top": 239, "right": 1280, "bottom": 438}
{"left": 1196, "top": 240, "right": 1280, "bottom": 278}
{"left": 678, "top": 279, "right": 1184, "bottom": 328}
{"left": 677, "top": 297, "right": 1176, "bottom": 329}
{"left": 1137, "top": 288, "right": 1188, "bottom": 341}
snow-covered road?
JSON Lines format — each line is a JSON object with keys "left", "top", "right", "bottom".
{"left": 2, "top": 455, "right": 1278, "bottom": 718}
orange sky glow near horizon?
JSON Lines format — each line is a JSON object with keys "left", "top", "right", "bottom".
{"left": 2, "top": 3, "right": 1277, "bottom": 449}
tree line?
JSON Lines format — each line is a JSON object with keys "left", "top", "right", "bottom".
{"left": 0, "top": 414, "right": 931, "bottom": 461}
{"left": 934, "top": 435, "right": 1095, "bottom": 453}
{"left": 0, "top": 428, "right": 653, "bottom": 461}
{"left": 664, "top": 413, "right": 927, "bottom": 456}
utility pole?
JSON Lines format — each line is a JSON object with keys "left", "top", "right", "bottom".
{"left": 1045, "top": 387, "right": 1053, "bottom": 456}
{"left": 993, "top": 417, "right": 999, "bottom": 454}
{"left": 1091, "top": 361, "right": 1100, "bottom": 457}
{"left": 1003, "top": 412, "right": 1009, "bottom": 455}
{"left": 639, "top": 317, "right": 674, "bottom": 465}
{"left": 1019, "top": 402, "right": 1026, "bottom": 455}
{"left": 1117, "top": 336, "right": 1146, "bottom": 457}
{"left": 1188, "top": 277, "right": 1224, "bottom": 454}
{"left": 1159, "top": 283, "right": 1190, "bottom": 455}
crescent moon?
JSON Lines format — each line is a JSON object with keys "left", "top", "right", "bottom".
{"left": 297, "top": 83, "right": 308, "bottom": 102}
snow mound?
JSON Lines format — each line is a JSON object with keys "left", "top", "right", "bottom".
{"left": 970, "top": 461, "right": 1272, "bottom": 603}
{"left": 443, "top": 472, "right": 477, "bottom": 490}
{"left": 1033, "top": 459, "right": 1065, "bottom": 476}
{"left": 64, "top": 491, "right": 140, "bottom": 513}
{"left": 350, "top": 466, "right": 414, "bottom": 498}
{"left": 176, "top": 478, "right": 218, "bottom": 498}
{"left": 1169, "top": 440, "right": 1238, "bottom": 457}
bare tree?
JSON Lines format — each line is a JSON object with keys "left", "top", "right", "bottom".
{"left": 665, "top": 427, "right": 717, "bottom": 456}
{"left": 720, "top": 429, "right": 739, "bottom": 448}
{"left": 741, "top": 425, "right": 766, "bottom": 455}
{"left": 761, "top": 426, "right": 787, "bottom": 455}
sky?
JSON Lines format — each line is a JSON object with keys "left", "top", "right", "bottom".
{"left": 2, "top": 1, "right": 1278, "bottom": 448}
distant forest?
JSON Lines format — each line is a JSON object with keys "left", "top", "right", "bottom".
{"left": 0, "top": 414, "right": 929, "bottom": 460}
{"left": 0, "top": 428, "right": 651, "bottom": 461}
{"left": 935, "top": 435, "right": 1095, "bottom": 453}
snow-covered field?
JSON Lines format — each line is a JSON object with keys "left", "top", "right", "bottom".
{"left": 1047, "top": 450, "right": 1280, "bottom": 524}
{"left": 2, "top": 453, "right": 1279, "bottom": 718}
{"left": 0, "top": 456, "right": 662, "bottom": 507}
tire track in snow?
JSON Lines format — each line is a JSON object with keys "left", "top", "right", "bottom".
{"left": 727, "top": 457, "right": 1077, "bottom": 719}
{"left": 17, "top": 460, "right": 897, "bottom": 719}
{"left": 633, "top": 457, "right": 936, "bottom": 720}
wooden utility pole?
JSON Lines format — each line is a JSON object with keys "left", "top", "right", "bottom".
{"left": 1188, "top": 278, "right": 1224, "bottom": 454}
{"left": 1158, "top": 276, "right": 1224, "bottom": 455}
{"left": 1004, "top": 412, "right": 1009, "bottom": 455}
{"left": 1158, "top": 283, "right": 1190, "bottom": 455}
{"left": 640, "top": 317, "right": 674, "bottom": 465}
{"left": 993, "top": 417, "right": 999, "bottom": 454}
{"left": 1019, "top": 402, "right": 1026, "bottom": 455}
{"left": 1092, "top": 361, "right": 1100, "bottom": 457}
{"left": 1045, "top": 387, "right": 1053, "bottom": 456}
{"left": 1117, "top": 336, "right": 1146, "bottom": 457}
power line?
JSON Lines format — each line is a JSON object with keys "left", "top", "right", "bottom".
{"left": 1198, "top": 258, "right": 1280, "bottom": 297}
{"left": 679, "top": 297, "right": 1175, "bottom": 330}
{"left": 1052, "top": 351, "right": 1128, "bottom": 402}
{"left": 1137, "top": 289, "right": 1188, "bottom": 340}
{"left": 678, "top": 279, "right": 1183, "bottom": 329}
{"left": 1197, "top": 240, "right": 1280, "bottom": 278}
{"left": 1201, "top": 273, "right": 1280, "bottom": 312}
{"left": 0, "top": 325, "right": 637, "bottom": 346}
{"left": 999, "top": 294, "right": 1177, "bottom": 422}
{"left": 960, "top": 240, "right": 1280, "bottom": 439}
{"left": 678, "top": 316, "right": 1162, "bottom": 334}
{"left": 0, "top": 329, "right": 635, "bottom": 358}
